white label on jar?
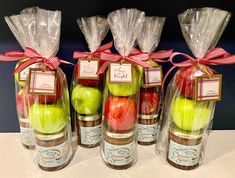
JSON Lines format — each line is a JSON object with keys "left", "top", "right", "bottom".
{"left": 36, "top": 139, "right": 70, "bottom": 168}
{"left": 168, "top": 140, "right": 202, "bottom": 167}
{"left": 80, "top": 124, "right": 102, "bottom": 145}
{"left": 104, "top": 141, "right": 135, "bottom": 166}
{"left": 137, "top": 123, "right": 158, "bottom": 142}
{"left": 20, "top": 126, "right": 35, "bottom": 146}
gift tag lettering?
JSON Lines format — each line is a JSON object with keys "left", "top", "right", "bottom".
{"left": 196, "top": 75, "right": 222, "bottom": 101}
{"left": 78, "top": 59, "right": 99, "bottom": 79}
{"left": 144, "top": 67, "right": 162, "bottom": 87}
{"left": 19, "top": 63, "right": 38, "bottom": 81}
{"left": 28, "top": 69, "right": 56, "bottom": 95}
{"left": 109, "top": 63, "right": 132, "bottom": 83}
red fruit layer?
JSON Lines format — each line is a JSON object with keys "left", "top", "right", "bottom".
{"left": 174, "top": 65, "right": 216, "bottom": 98}
{"left": 139, "top": 87, "right": 160, "bottom": 115}
{"left": 105, "top": 96, "right": 137, "bottom": 132}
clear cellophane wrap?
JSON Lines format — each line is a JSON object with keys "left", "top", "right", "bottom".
{"left": 101, "top": 8, "right": 145, "bottom": 169}
{"left": 5, "top": 7, "right": 72, "bottom": 171}
{"left": 71, "top": 16, "right": 109, "bottom": 148}
{"left": 136, "top": 16, "right": 165, "bottom": 145}
{"left": 156, "top": 7, "right": 231, "bottom": 170}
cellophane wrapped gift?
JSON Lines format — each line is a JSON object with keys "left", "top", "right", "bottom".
{"left": 156, "top": 8, "right": 231, "bottom": 170}
{"left": 137, "top": 16, "right": 166, "bottom": 145}
{"left": 5, "top": 7, "right": 73, "bottom": 171}
{"left": 100, "top": 8, "right": 145, "bottom": 169}
{"left": 5, "top": 9, "right": 42, "bottom": 150}
{"left": 71, "top": 16, "right": 109, "bottom": 148}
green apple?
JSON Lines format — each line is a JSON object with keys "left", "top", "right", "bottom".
{"left": 28, "top": 103, "right": 67, "bottom": 134}
{"left": 71, "top": 85, "right": 101, "bottom": 114}
{"left": 106, "top": 65, "right": 140, "bottom": 96}
{"left": 171, "top": 97, "right": 212, "bottom": 131}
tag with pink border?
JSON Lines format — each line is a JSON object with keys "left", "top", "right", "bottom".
{"left": 195, "top": 75, "right": 222, "bottom": 101}
{"left": 28, "top": 69, "right": 56, "bottom": 95}
{"left": 144, "top": 67, "right": 162, "bottom": 87}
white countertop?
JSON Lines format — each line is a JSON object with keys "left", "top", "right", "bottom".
{"left": 0, "top": 131, "right": 235, "bottom": 178}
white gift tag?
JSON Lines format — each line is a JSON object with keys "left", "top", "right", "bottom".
{"left": 28, "top": 69, "right": 56, "bottom": 95}
{"left": 109, "top": 63, "right": 133, "bottom": 83}
{"left": 19, "top": 63, "right": 38, "bottom": 81}
{"left": 196, "top": 75, "right": 222, "bottom": 101}
{"left": 78, "top": 59, "right": 99, "bottom": 79}
{"left": 144, "top": 67, "right": 162, "bottom": 87}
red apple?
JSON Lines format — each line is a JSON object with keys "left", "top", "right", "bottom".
{"left": 139, "top": 87, "right": 160, "bottom": 115}
{"left": 74, "top": 62, "right": 104, "bottom": 86}
{"left": 174, "top": 65, "right": 216, "bottom": 98}
{"left": 105, "top": 96, "right": 137, "bottom": 132}
{"left": 16, "top": 89, "right": 34, "bottom": 118}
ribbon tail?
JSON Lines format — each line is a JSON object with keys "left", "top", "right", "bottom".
{"left": 73, "top": 51, "right": 90, "bottom": 59}
{"left": 205, "top": 48, "right": 230, "bottom": 59}
{"left": 14, "top": 58, "right": 39, "bottom": 74}
{"left": 127, "top": 57, "right": 152, "bottom": 68}
{"left": 97, "top": 61, "right": 109, "bottom": 74}
{"left": 60, "top": 60, "right": 75, "bottom": 66}
{"left": 0, "top": 54, "right": 23, "bottom": 62}
{"left": 95, "top": 41, "right": 113, "bottom": 53}
{"left": 151, "top": 49, "right": 173, "bottom": 62}
{"left": 100, "top": 52, "right": 122, "bottom": 61}
{"left": 162, "top": 66, "right": 177, "bottom": 90}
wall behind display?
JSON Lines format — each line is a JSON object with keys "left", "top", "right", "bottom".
{"left": 0, "top": 0, "right": 234, "bottom": 132}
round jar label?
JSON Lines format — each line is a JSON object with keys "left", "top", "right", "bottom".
{"left": 80, "top": 124, "right": 102, "bottom": 145}
{"left": 137, "top": 123, "right": 158, "bottom": 142}
{"left": 104, "top": 140, "right": 135, "bottom": 166}
{"left": 20, "top": 126, "right": 35, "bottom": 146}
{"left": 168, "top": 139, "right": 202, "bottom": 167}
{"left": 36, "top": 138, "right": 71, "bottom": 168}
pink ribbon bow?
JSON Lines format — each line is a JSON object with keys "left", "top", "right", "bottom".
{"left": 97, "top": 51, "right": 152, "bottom": 74}
{"left": 73, "top": 41, "right": 113, "bottom": 59}
{"left": 0, "top": 47, "right": 73, "bottom": 73}
{"left": 130, "top": 48, "right": 173, "bottom": 62}
{"left": 162, "top": 47, "right": 235, "bottom": 89}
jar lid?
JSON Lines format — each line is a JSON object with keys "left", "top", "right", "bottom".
{"left": 77, "top": 113, "right": 101, "bottom": 122}
{"left": 35, "top": 129, "right": 66, "bottom": 141}
{"left": 171, "top": 125, "right": 203, "bottom": 140}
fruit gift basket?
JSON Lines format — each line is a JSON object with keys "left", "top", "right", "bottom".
{"left": 99, "top": 8, "right": 150, "bottom": 169}
{"left": 71, "top": 16, "right": 110, "bottom": 148}
{"left": 136, "top": 16, "right": 172, "bottom": 145}
{"left": 5, "top": 7, "right": 73, "bottom": 171}
{"left": 156, "top": 7, "right": 231, "bottom": 170}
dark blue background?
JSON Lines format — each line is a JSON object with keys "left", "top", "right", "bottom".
{"left": 0, "top": 0, "right": 235, "bottom": 132}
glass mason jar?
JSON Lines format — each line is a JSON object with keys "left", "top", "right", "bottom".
{"left": 137, "top": 74, "right": 161, "bottom": 145}
{"left": 167, "top": 125, "right": 203, "bottom": 170}
{"left": 35, "top": 126, "right": 72, "bottom": 171}
{"left": 101, "top": 130, "right": 136, "bottom": 169}
{"left": 76, "top": 113, "right": 102, "bottom": 148}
